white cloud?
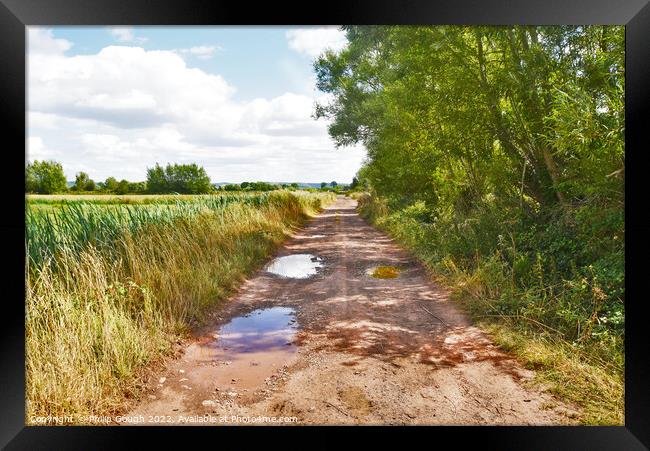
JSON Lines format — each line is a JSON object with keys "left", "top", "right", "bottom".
{"left": 28, "top": 112, "right": 60, "bottom": 130}
{"left": 27, "top": 136, "right": 58, "bottom": 160}
{"left": 29, "top": 44, "right": 235, "bottom": 129}
{"left": 110, "top": 27, "right": 133, "bottom": 42}
{"left": 27, "top": 28, "right": 365, "bottom": 183}
{"left": 27, "top": 27, "right": 72, "bottom": 55}
{"left": 109, "top": 27, "right": 148, "bottom": 43}
{"left": 286, "top": 27, "right": 347, "bottom": 58}
{"left": 178, "top": 45, "right": 220, "bottom": 60}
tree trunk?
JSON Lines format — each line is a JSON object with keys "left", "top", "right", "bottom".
{"left": 541, "top": 146, "right": 565, "bottom": 204}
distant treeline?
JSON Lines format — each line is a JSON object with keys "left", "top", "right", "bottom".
{"left": 220, "top": 181, "right": 345, "bottom": 192}
{"left": 25, "top": 160, "right": 348, "bottom": 194}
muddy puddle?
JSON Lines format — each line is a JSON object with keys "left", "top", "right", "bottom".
{"left": 265, "top": 254, "right": 323, "bottom": 279}
{"left": 366, "top": 266, "right": 400, "bottom": 279}
{"left": 182, "top": 307, "right": 299, "bottom": 390}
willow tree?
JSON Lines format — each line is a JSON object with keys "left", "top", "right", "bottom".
{"left": 315, "top": 25, "right": 624, "bottom": 214}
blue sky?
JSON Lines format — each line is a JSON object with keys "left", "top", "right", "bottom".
{"left": 27, "top": 26, "right": 365, "bottom": 183}
{"left": 52, "top": 27, "right": 318, "bottom": 101}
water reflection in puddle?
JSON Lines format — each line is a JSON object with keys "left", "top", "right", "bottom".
{"left": 266, "top": 254, "right": 323, "bottom": 279}
{"left": 184, "top": 307, "right": 298, "bottom": 389}
{"left": 216, "top": 307, "right": 297, "bottom": 352}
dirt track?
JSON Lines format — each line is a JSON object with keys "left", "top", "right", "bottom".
{"left": 126, "top": 196, "right": 577, "bottom": 425}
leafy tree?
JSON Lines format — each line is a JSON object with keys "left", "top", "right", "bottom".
{"left": 26, "top": 168, "right": 38, "bottom": 193}
{"left": 320, "top": 182, "right": 327, "bottom": 189}
{"left": 104, "top": 177, "right": 119, "bottom": 192}
{"left": 330, "top": 181, "right": 338, "bottom": 187}
{"left": 128, "top": 181, "right": 147, "bottom": 193}
{"left": 315, "top": 25, "right": 624, "bottom": 210}
{"left": 166, "top": 163, "right": 212, "bottom": 194}
{"left": 116, "top": 179, "right": 130, "bottom": 195}
{"left": 146, "top": 164, "right": 168, "bottom": 193}
{"left": 25, "top": 160, "right": 67, "bottom": 194}
{"left": 290, "top": 182, "right": 299, "bottom": 189}
{"left": 72, "top": 172, "right": 96, "bottom": 191}
{"left": 146, "top": 163, "right": 212, "bottom": 194}
{"left": 85, "top": 179, "right": 96, "bottom": 191}
{"left": 73, "top": 172, "right": 90, "bottom": 191}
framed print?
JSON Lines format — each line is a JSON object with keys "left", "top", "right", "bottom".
{"left": 1, "top": 0, "right": 648, "bottom": 448}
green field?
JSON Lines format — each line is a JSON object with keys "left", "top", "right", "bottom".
{"left": 25, "top": 191, "right": 334, "bottom": 421}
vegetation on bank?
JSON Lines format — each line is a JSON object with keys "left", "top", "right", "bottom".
{"left": 25, "top": 191, "right": 334, "bottom": 421}
{"left": 317, "top": 26, "right": 624, "bottom": 424}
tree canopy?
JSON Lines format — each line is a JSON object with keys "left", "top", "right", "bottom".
{"left": 73, "top": 172, "right": 96, "bottom": 192}
{"left": 146, "top": 163, "right": 213, "bottom": 194}
{"left": 26, "top": 160, "right": 68, "bottom": 194}
{"left": 104, "top": 177, "right": 119, "bottom": 192}
{"left": 315, "top": 26, "right": 624, "bottom": 212}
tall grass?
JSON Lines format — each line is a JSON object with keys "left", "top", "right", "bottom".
{"left": 27, "top": 193, "right": 267, "bottom": 205}
{"left": 26, "top": 191, "right": 333, "bottom": 422}
{"left": 26, "top": 192, "right": 282, "bottom": 268}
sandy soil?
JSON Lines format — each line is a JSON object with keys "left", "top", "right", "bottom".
{"left": 124, "top": 196, "right": 578, "bottom": 425}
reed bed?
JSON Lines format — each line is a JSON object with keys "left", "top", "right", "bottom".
{"left": 27, "top": 192, "right": 278, "bottom": 269}
{"left": 25, "top": 191, "right": 334, "bottom": 421}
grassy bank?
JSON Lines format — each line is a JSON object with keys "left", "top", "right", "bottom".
{"left": 356, "top": 193, "right": 623, "bottom": 425}
{"left": 26, "top": 191, "right": 334, "bottom": 422}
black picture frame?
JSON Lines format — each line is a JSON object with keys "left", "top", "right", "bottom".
{"left": 2, "top": 0, "right": 648, "bottom": 448}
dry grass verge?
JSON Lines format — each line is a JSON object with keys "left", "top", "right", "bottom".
{"left": 26, "top": 192, "right": 333, "bottom": 422}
